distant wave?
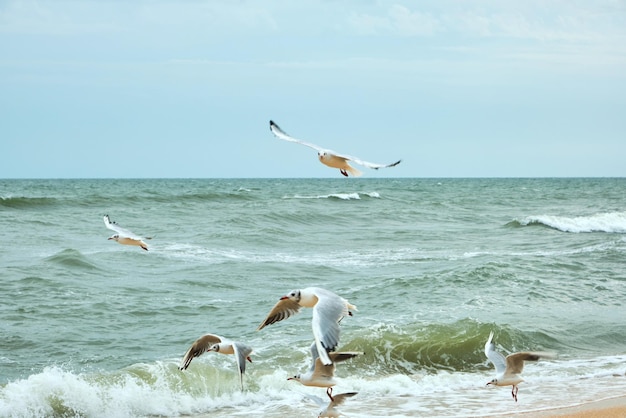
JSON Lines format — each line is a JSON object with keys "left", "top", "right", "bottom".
{"left": 286, "top": 191, "right": 381, "bottom": 200}
{"left": 0, "top": 196, "right": 58, "bottom": 209}
{"left": 511, "top": 211, "right": 626, "bottom": 233}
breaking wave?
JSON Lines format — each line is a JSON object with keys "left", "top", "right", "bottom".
{"left": 511, "top": 211, "right": 626, "bottom": 233}
{"left": 287, "top": 192, "right": 381, "bottom": 200}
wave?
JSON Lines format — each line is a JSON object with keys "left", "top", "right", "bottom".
{"left": 44, "top": 249, "right": 102, "bottom": 271}
{"left": 340, "top": 319, "right": 563, "bottom": 374}
{"left": 510, "top": 211, "right": 626, "bottom": 233}
{"left": 0, "top": 317, "right": 622, "bottom": 417}
{"left": 0, "top": 196, "right": 58, "bottom": 209}
{"left": 286, "top": 192, "right": 381, "bottom": 200}
{"left": 2, "top": 349, "right": 626, "bottom": 418}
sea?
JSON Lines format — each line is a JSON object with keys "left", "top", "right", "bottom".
{"left": 0, "top": 178, "right": 625, "bottom": 418}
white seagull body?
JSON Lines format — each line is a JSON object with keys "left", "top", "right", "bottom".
{"left": 289, "top": 342, "right": 362, "bottom": 399}
{"left": 257, "top": 287, "right": 357, "bottom": 366}
{"left": 269, "top": 120, "right": 401, "bottom": 177}
{"left": 179, "top": 333, "right": 253, "bottom": 390}
{"left": 306, "top": 391, "right": 358, "bottom": 418}
{"left": 103, "top": 215, "right": 150, "bottom": 251}
{"left": 484, "top": 331, "right": 555, "bottom": 402}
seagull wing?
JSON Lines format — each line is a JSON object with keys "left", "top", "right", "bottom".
{"left": 308, "top": 341, "right": 320, "bottom": 373}
{"left": 329, "top": 351, "right": 363, "bottom": 364}
{"left": 311, "top": 288, "right": 348, "bottom": 365}
{"left": 179, "top": 334, "right": 223, "bottom": 370}
{"left": 310, "top": 344, "right": 337, "bottom": 380}
{"left": 336, "top": 152, "right": 402, "bottom": 170}
{"left": 232, "top": 341, "right": 253, "bottom": 389}
{"left": 269, "top": 120, "right": 326, "bottom": 153}
{"left": 485, "top": 331, "right": 507, "bottom": 375}
{"left": 331, "top": 392, "right": 358, "bottom": 407}
{"left": 505, "top": 351, "right": 555, "bottom": 376}
{"left": 256, "top": 298, "right": 302, "bottom": 331}
{"left": 312, "top": 351, "right": 362, "bottom": 380}
{"left": 103, "top": 215, "right": 143, "bottom": 239}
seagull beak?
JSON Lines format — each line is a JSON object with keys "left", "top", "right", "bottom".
{"left": 280, "top": 296, "right": 289, "bottom": 300}
{"left": 486, "top": 382, "right": 492, "bottom": 386}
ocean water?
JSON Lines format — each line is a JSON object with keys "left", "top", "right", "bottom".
{"left": 0, "top": 178, "right": 625, "bottom": 418}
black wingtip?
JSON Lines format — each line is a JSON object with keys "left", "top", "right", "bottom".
{"left": 269, "top": 120, "right": 276, "bottom": 129}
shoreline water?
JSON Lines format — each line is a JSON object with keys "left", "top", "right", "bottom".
{"left": 189, "top": 393, "right": 626, "bottom": 417}
{"left": 513, "top": 395, "right": 626, "bottom": 418}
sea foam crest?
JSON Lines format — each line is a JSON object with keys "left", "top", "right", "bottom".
{"left": 288, "top": 191, "right": 380, "bottom": 200}
{"left": 518, "top": 211, "right": 626, "bottom": 233}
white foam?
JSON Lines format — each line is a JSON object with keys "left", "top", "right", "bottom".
{"left": 3, "top": 356, "right": 626, "bottom": 417}
{"left": 286, "top": 191, "right": 381, "bottom": 200}
{"left": 519, "top": 211, "right": 626, "bottom": 233}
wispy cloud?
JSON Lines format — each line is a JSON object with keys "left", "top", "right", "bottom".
{"left": 0, "top": 0, "right": 277, "bottom": 35}
{"left": 346, "top": 1, "right": 626, "bottom": 43}
{"left": 349, "top": 5, "right": 440, "bottom": 36}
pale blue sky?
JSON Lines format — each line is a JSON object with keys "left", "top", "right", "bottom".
{"left": 1, "top": 0, "right": 625, "bottom": 178}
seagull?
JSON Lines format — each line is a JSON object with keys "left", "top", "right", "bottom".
{"left": 179, "top": 333, "right": 253, "bottom": 390}
{"left": 484, "top": 331, "right": 555, "bottom": 402}
{"left": 257, "top": 287, "right": 357, "bottom": 366}
{"left": 289, "top": 342, "right": 363, "bottom": 400}
{"left": 103, "top": 215, "right": 150, "bottom": 251}
{"left": 269, "top": 120, "right": 401, "bottom": 177}
{"left": 305, "top": 391, "right": 358, "bottom": 418}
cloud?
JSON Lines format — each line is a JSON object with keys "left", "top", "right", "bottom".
{"left": 348, "top": 4, "right": 440, "bottom": 36}
{"left": 0, "top": 0, "right": 277, "bottom": 36}
{"left": 346, "top": 1, "right": 626, "bottom": 43}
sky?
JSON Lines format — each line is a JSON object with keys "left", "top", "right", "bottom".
{"left": 1, "top": 0, "right": 625, "bottom": 178}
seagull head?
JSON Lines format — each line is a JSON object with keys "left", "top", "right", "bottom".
{"left": 486, "top": 378, "right": 497, "bottom": 386}
{"left": 108, "top": 234, "right": 119, "bottom": 242}
{"left": 287, "top": 374, "right": 301, "bottom": 382}
{"left": 280, "top": 289, "right": 301, "bottom": 303}
{"left": 208, "top": 343, "right": 220, "bottom": 353}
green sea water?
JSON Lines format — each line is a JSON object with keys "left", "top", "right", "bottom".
{"left": 1, "top": 178, "right": 625, "bottom": 417}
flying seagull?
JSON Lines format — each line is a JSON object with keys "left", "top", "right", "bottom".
{"left": 179, "top": 333, "right": 253, "bottom": 390}
{"left": 103, "top": 215, "right": 150, "bottom": 251}
{"left": 269, "top": 120, "right": 401, "bottom": 177}
{"left": 484, "top": 331, "right": 555, "bottom": 402}
{"left": 257, "top": 287, "right": 357, "bottom": 366}
{"left": 289, "top": 342, "right": 363, "bottom": 401}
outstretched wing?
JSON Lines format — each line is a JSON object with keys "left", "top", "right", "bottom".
{"left": 269, "top": 120, "right": 326, "bottom": 153}
{"left": 484, "top": 331, "right": 507, "bottom": 375}
{"left": 179, "top": 334, "right": 223, "bottom": 370}
{"left": 340, "top": 153, "right": 402, "bottom": 170}
{"left": 331, "top": 392, "right": 358, "bottom": 407}
{"left": 311, "top": 350, "right": 363, "bottom": 380}
{"left": 256, "top": 298, "right": 302, "bottom": 331}
{"left": 311, "top": 288, "right": 351, "bottom": 365}
{"left": 506, "top": 351, "right": 555, "bottom": 375}
{"left": 103, "top": 215, "right": 142, "bottom": 239}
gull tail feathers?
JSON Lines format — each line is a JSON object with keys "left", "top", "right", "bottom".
{"left": 345, "top": 165, "right": 362, "bottom": 177}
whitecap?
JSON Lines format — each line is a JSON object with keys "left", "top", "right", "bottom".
{"left": 518, "top": 211, "right": 626, "bottom": 233}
